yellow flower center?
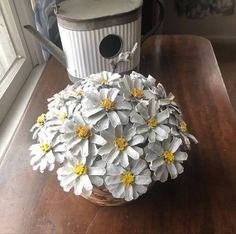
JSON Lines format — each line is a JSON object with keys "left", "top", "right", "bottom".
{"left": 75, "top": 90, "right": 83, "bottom": 96}
{"left": 180, "top": 121, "right": 188, "bottom": 132}
{"left": 147, "top": 117, "right": 157, "bottom": 127}
{"left": 59, "top": 112, "right": 67, "bottom": 121}
{"left": 114, "top": 137, "right": 128, "bottom": 151}
{"left": 37, "top": 114, "right": 45, "bottom": 125}
{"left": 100, "top": 98, "right": 114, "bottom": 110}
{"left": 75, "top": 124, "right": 91, "bottom": 138}
{"left": 163, "top": 150, "right": 175, "bottom": 164}
{"left": 40, "top": 143, "right": 51, "bottom": 153}
{"left": 100, "top": 78, "right": 108, "bottom": 84}
{"left": 130, "top": 88, "right": 144, "bottom": 98}
{"left": 74, "top": 163, "right": 87, "bottom": 176}
{"left": 121, "top": 171, "right": 135, "bottom": 185}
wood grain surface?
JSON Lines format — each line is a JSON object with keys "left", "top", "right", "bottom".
{"left": 1, "top": 35, "right": 236, "bottom": 234}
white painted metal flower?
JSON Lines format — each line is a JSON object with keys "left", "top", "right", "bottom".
{"left": 61, "top": 113, "right": 106, "bottom": 157}
{"left": 88, "top": 71, "right": 122, "bottom": 87}
{"left": 145, "top": 137, "right": 188, "bottom": 182}
{"left": 29, "top": 132, "right": 66, "bottom": 173}
{"left": 82, "top": 88, "right": 132, "bottom": 131}
{"left": 119, "top": 75, "right": 156, "bottom": 101}
{"left": 130, "top": 99, "right": 170, "bottom": 142}
{"left": 170, "top": 117, "right": 198, "bottom": 149}
{"left": 30, "top": 113, "right": 47, "bottom": 139}
{"left": 130, "top": 71, "right": 156, "bottom": 89}
{"left": 105, "top": 159, "right": 152, "bottom": 201}
{"left": 98, "top": 125, "right": 144, "bottom": 167}
{"left": 57, "top": 156, "right": 106, "bottom": 196}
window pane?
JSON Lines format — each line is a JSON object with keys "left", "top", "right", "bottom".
{"left": 0, "top": 8, "right": 16, "bottom": 81}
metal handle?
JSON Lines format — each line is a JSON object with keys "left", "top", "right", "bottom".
{"left": 141, "top": 0, "right": 164, "bottom": 43}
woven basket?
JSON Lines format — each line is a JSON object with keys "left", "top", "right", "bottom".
{"left": 81, "top": 186, "right": 127, "bottom": 206}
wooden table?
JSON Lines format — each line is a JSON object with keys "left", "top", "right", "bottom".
{"left": 1, "top": 36, "right": 236, "bottom": 234}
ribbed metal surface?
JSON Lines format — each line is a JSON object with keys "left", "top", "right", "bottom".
{"left": 58, "top": 17, "right": 141, "bottom": 78}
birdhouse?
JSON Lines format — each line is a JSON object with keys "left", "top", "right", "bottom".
{"left": 56, "top": 0, "right": 143, "bottom": 81}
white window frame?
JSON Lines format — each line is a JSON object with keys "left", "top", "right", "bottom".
{"left": 0, "top": 0, "right": 43, "bottom": 124}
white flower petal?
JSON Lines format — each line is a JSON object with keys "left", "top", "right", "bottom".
{"left": 74, "top": 177, "right": 84, "bottom": 195}
{"left": 90, "top": 134, "right": 106, "bottom": 145}
{"left": 115, "top": 100, "right": 132, "bottom": 110}
{"left": 175, "top": 151, "right": 188, "bottom": 161}
{"left": 151, "top": 158, "right": 165, "bottom": 170}
{"left": 89, "top": 167, "right": 105, "bottom": 176}
{"left": 107, "top": 150, "right": 120, "bottom": 164}
{"left": 156, "top": 109, "right": 169, "bottom": 123}
{"left": 124, "top": 185, "right": 133, "bottom": 201}
{"left": 116, "top": 111, "right": 129, "bottom": 125}
{"left": 135, "top": 175, "right": 152, "bottom": 185}
{"left": 98, "top": 144, "right": 113, "bottom": 155}
{"left": 130, "top": 111, "right": 145, "bottom": 124}
{"left": 108, "top": 88, "right": 120, "bottom": 101}
{"left": 90, "top": 176, "right": 103, "bottom": 187}
{"left": 110, "top": 184, "right": 125, "bottom": 199}
{"left": 107, "top": 111, "right": 121, "bottom": 128}
{"left": 136, "top": 125, "right": 149, "bottom": 134}
{"left": 107, "top": 164, "right": 124, "bottom": 175}
{"left": 131, "top": 159, "right": 147, "bottom": 175}
{"left": 169, "top": 138, "right": 182, "bottom": 153}
{"left": 119, "top": 152, "right": 129, "bottom": 167}
{"left": 83, "top": 107, "right": 104, "bottom": 117}
{"left": 174, "top": 162, "right": 184, "bottom": 174}
{"left": 167, "top": 163, "right": 178, "bottom": 179}
{"left": 155, "top": 126, "right": 169, "bottom": 140}
{"left": 95, "top": 116, "right": 110, "bottom": 131}
{"left": 125, "top": 146, "right": 140, "bottom": 160}
{"left": 82, "top": 175, "right": 93, "bottom": 193}
{"left": 80, "top": 139, "right": 89, "bottom": 157}
{"left": 136, "top": 103, "right": 149, "bottom": 119}
{"left": 57, "top": 166, "right": 73, "bottom": 177}
{"left": 129, "top": 135, "right": 144, "bottom": 146}
{"left": 148, "top": 131, "right": 156, "bottom": 143}
{"left": 134, "top": 185, "right": 148, "bottom": 194}
{"left": 60, "top": 173, "right": 78, "bottom": 187}
{"left": 105, "top": 176, "right": 121, "bottom": 185}
{"left": 46, "top": 151, "right": 55, "bottom": 164}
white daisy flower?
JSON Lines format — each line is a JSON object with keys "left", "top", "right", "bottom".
{"left": 170, "top": 117, "right": 198, "bottom": 149}
{"left": 130, "top": 71, "right": 156, "bottom": 88}
{"left": 88, "top": 71, "right": 121, "bottom": 87}
{"left": 61, "top": 113, "right": 106, "bottom": 157}
{"left": 29, "top": 132, "right": 66, "bottom": 173}
{"left": 119, "top": 75, "right": 156, "bottom": 101}
{"left": 30, "top": 113, "right": 47, "bottom": 139}
{"left": 130, "top": 100, "right": 170, "bottom": 142}
{"left": 159, "top": 92, "right": 181, "bottom": 115}
{"left": 47, "top": 85, "right": 72, "bottom": 109}
{"left": 104, "top": 159, "right": 152, "bottom": 201}
{"left": 45, "top": 106, "right": 71, "bottom": 133}
{"left": 82, "top": 88, "right": 132, "bottom": 131}
{"left": 98, "top": 125, "right": 144, "bottom": 167}
{"left": 145, "top": 137, "right": 188, "bottom": 182}
{"left": 57, "top": 156, "right": 106, "bottom": 196}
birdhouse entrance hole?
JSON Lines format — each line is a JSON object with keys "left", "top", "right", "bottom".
{"left": 99, "top": 34, "right": 123, "bottom": 59}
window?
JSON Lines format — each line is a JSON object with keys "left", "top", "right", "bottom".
{"left": 0, "top": 0, "right": 42, "bottom": 124}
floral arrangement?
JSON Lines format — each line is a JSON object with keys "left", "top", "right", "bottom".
{"left": 29, "top": 71, "right": 197, "bottom": 202}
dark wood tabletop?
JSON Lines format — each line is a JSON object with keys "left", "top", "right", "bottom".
{"left": 1, "top": 35, "right": 236, "bottom": 234}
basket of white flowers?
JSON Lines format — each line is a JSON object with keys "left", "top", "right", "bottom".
{"left": 29, "top": 71, "right": 198, "bottom": 206}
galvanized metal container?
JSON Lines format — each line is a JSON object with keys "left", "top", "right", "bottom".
{"left": 56, "top": 0, "right": 143, "bottom": 81}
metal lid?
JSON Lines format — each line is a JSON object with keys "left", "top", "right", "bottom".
{"left": 56, "top": 0, "right": 143, "bottom": 21}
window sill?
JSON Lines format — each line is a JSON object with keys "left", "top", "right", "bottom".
{"left": 0, "top": 63, "right": 45, "bottom": 159}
